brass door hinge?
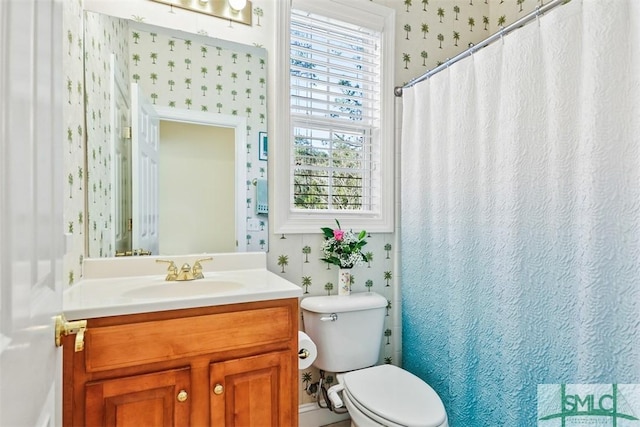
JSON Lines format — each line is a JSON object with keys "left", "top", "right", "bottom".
{"left": 54, "top": 314, "right": 87, "bottom": 352}
{"left": 124, "top": 126, "right": 132, "bottom": 139}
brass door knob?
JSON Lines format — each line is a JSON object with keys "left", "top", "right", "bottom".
{"left": 213, "top": 384, "right": 224, "bottom": 395}
{"left": 177, "top": 390, "right": 188, "bottom": 402}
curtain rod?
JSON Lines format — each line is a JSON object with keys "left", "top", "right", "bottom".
{"left": 394, "top": 0, "right": 570, "bottom": 96}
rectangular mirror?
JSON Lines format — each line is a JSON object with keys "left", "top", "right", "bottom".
{"left": 83, "top": 11, "right": 268, "bottom": 257}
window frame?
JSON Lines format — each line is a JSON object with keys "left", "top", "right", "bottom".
{"left": 273, "top": 0, "right": 395, "bottom": 234}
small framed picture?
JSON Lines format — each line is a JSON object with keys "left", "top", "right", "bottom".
{"left": 259, "top": 132, "right": 268, "bottom": 161}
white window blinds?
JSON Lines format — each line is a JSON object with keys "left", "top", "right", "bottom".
{"left": 290, "top": 8, "right": 382, "bottom": 213}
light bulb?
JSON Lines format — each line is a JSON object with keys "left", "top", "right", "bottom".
{"left": 228, "top": 0, "right": 246, "bottom": 12}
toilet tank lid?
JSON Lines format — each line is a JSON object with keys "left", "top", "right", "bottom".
{"left": 301, "top": 292, "right": 387, "bottom": 313}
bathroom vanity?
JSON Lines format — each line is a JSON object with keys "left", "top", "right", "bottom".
{"left": 61, "top": 253, "right": 301, "bottom": 426}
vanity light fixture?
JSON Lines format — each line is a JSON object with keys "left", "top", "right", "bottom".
{"left": 150, "top": 0, "right": 253, "bottom": 26}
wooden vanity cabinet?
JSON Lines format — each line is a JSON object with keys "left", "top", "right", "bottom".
{"left": 62, "top": 298, "right": 299, "bottom": 427}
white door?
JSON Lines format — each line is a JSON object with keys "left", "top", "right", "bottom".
{"left": 111, "top": 57, "right": 131, "bottom": 254}
{"left": 0, "top": 1, "right": 64, "bottom": 426}
{"left": 131, "top": 83, "right": 160, "bottom": 256}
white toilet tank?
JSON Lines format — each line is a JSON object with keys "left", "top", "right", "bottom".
{"left": 300, "top": 292, "right": 388, "bottom": 372}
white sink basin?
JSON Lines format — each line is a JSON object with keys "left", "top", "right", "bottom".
{"left": 122, "top": 279, "right": 244, "bottom": 299}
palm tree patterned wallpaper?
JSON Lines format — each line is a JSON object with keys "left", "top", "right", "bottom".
{"left": 381, "top": 0, "right": 543, "bottom": 85}
{"left": 62, "top": 0, "right": 545, "bottom": 408}
{"left": 63, "top": 0, "right": 86, "bottom": 287}
{"left": 84, "top": 11, "right": 130, "bottom": 259}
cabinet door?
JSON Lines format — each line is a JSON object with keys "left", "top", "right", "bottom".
{"left": 210, "top": 351, "right": 294, "bottom": 427}
{"left": 85, "top": 367, "right": 191, "bottom": 427}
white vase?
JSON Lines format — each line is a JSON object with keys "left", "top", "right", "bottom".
{"left": 338, "top": 268, "right": 351, "bottom": 296}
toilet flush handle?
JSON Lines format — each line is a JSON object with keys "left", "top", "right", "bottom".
{"left": 320, "top": 313, "right": 338, "bottom": 322}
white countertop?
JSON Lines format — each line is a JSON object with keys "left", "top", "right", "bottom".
{"left": 64, "top": 253, "right": 302, "bottom": 320}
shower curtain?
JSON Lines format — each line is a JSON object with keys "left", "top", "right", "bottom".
{"left": 400, "top": 0, "right": 640, "bottom": 425}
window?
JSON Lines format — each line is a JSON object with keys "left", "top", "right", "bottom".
{"left": 291, "top": 9, "right": 379, "bottom": 211}
{"left": 274, "top": 0, "right": 395, "bottom": 233}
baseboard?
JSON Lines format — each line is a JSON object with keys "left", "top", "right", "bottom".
{"left": 298, "top": 402, "right": 350, "bottom": 427}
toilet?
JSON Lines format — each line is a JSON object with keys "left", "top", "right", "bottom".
{"left": 301, "top": 292, "right": 448, "bottom": 427}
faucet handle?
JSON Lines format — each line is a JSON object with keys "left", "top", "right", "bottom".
{"left": 192, "top": 257, "right": 213, "bottom": 279}
{"left": 156, "top": 259, "right": 178, "bottom": 281}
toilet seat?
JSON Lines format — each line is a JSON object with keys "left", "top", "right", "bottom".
{"left": 342, "top": 365, "right": 447, "bottom": 427}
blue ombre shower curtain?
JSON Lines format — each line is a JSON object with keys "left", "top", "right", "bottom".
{"left": 401, "top": 0, "right": 640, "bottom": 425}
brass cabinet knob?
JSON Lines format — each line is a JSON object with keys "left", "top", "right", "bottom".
{"left": 213, "top": 384, "right": 224, "bottom": 395}
{"left": 177, "top": 390, "right": 188, "bottom": 402}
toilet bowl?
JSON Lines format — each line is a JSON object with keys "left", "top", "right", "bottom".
{"left": 300, "top": 292, "right": 448, "bottom": 427}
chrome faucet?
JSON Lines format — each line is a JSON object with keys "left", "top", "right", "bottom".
{"left": 156, "top": 257, "right": 213, "bottom": 281}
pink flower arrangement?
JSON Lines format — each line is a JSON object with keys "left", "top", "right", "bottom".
{"left": 321, "top": 220, "right": 368, "bottom": 268}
